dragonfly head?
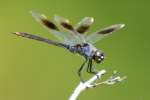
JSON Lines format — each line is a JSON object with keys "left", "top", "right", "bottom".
{"left": 93, "top": 50, "right": 104, "bottom": 63}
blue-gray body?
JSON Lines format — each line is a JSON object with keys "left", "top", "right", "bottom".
{"left": 69, "top": 43, "right": 97, "bottom": 59}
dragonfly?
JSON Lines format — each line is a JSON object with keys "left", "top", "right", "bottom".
{"left": 12, "top": 11, "right": 125, "bottom": 82}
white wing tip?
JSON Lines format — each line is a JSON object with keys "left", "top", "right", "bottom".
{"left": 89, "top": 17, "right": 94, "bottom": 23}
{"left": 120, "top": 24, "right": 125, "bottom": 28}
{"left": 86, "top": 17, "right": 94, "bottom": 22}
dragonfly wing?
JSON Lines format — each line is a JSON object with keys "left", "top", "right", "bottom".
{"left": 54, "top": 15, "right": 75, "bottom": 32}
{"left": 54, "top": 15, "right": 86, "bottom": 45}
{"left": 85, "top": 24, "right": 125, "bottom": 44}
{"left": 31, "top": 11, "right": 72, "bottom": 44}
{"left": 54, "top": 15, "right": 77, "bottom": 39}
{"left": 75, "top": 17, "right": 94, "bottom": 34}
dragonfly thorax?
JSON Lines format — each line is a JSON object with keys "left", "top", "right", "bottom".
{"left": 69, "top": 43, "right": 104, "bottom": 63}
{"left": 69, "top": 43, "right": 103, "bottom": 60}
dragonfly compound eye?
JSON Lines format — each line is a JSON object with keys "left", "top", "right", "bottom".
{"left": 93, "top": 51, "right": 104, "bottom": 63}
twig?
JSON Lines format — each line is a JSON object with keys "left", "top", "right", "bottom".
{"left": 69, "top": 69, "right": 126, "bottom": 100}
{"left": 69, "top": 70, "right": 106, "bottom": 100}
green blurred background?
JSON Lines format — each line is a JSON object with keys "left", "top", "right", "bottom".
{"left": 0, "top": 0, "right": 150, "bottom": 100}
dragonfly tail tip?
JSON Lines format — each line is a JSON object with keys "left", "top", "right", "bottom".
{"left": 12, "top": 32, "right": 22, "bottom": 36}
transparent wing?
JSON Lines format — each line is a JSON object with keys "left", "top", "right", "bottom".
{"left": 54, "top": 15, "right": 86, "bottom": 45}
{"left": 31, "top": 11, "right": 75, "bottom": 44}
{"left": 54, "top": 15, "right": 75, "bottom": 33}
{"left": 75, "top": 17, "right": 94, "bottom": 34}
{"left": 85, "top": 24, "right": 125, "bottom": 44}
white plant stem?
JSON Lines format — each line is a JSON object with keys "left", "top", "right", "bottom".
{"left": 69, "top": 69, "right": 126, "bottom": 100}
{"left": 69, "top": 70, "right": 106, "bottom": 100}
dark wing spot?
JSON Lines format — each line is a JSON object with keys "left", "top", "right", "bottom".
{"left": 41, "top": 19, "right": 59, "bottom": 30}
{"left": 61, "top": 22, "right": 74, "bottom": 31}
{"left": 98, "top": 28, "right": 115, "bottom": 34}
{"left": 76, "top": 25, "right": 89, "bottom": 34}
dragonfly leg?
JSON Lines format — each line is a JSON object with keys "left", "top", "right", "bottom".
{"left": 87, "top": 59, "right": 91, "bottom": 73}
{"left": 87, "top": 60, "right": 100, "bottom": 81}
{"left": 87, "top": 59, "right": 98, "bottom": 75}
{"left": 78, "top": 59, "right": 88, "bottom": 82}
